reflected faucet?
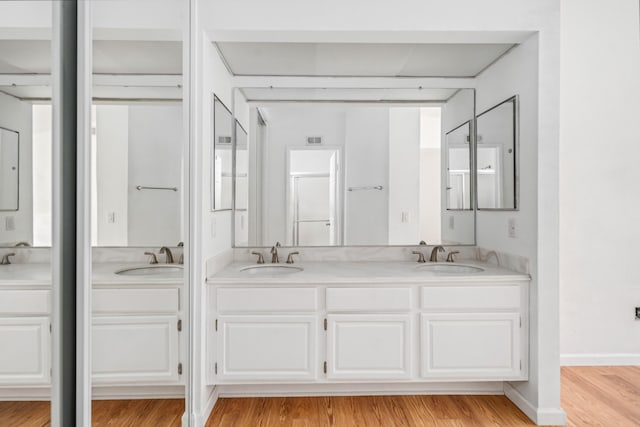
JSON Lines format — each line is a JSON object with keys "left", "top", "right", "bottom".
{"left": 144, "top": 252, "right": 158, "bottom": 264}
{"left": 270, "top": 246, "right": 279, "bottom": 263}
{"left": 1, "top": 253, "right": 16, "bottom": 265}
{"left": 159, "top": 247, "right": 174, "bottom": 264}
{"left": 14, "top": 242, "right": 30, "bottom": 247}
{"left": 429, "top": 245, "right": 445, "bottom": 262}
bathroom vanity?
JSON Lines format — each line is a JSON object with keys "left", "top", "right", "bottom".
{"left": 0, "top": 262, "right": 185, "bottom": 398}
{"left": 207, "top": 259, "right": 529, "bottom": 392}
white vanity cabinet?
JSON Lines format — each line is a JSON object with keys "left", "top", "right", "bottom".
{"left": 214, "top": 287, "right": 319, "bottom": 382}
{"left": 210, "top": 272, "right": 529, "bottom": 386}
{"left": 419, "top": 284, "right": 527, "bottom": 380}
{"left": 0, "top": 289, "right": 51, "bottom": 386}
{"left": 92, "top": 286, "right": 184, "bottom": 385}
{"left": 325, "top": 287, "right": 412, "bottom": 380}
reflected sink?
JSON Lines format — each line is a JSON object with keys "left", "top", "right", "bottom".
{"left": 417, "top": 263, "right": 484, "bottom": 274}
{"left": 115, "top": 265, "right": 184, "bottom": 277}
{"left": 240, "top": 265, "right": 303, "bottom": 275}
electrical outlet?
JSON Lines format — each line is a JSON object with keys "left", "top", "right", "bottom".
{"left": 636, "top": 307, "right": 640, "bottom": 320}
{"left": 401, "top": 212, "right": 410, "bottom": 223}
{"left": 107, "top": 212, "right": 116, "bottom": 223}
{"left": 508, "top": 218, "right": 517, "bottom": 238}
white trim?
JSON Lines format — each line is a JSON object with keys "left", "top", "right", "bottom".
{"left": 504, "top": 383, "right": 566, "bottom": 426}
{"left": 232, "top": 76, "right": 475, "bottom": 90}
{"left": 560, "top": 354, "right": 640, "bottom": 366}
{"left": 217, "top": 381, "right": 504, "bottom": 397}
{"left": 196, "top": 386, "right": 220, "bottom": 426}
{"left": 0, "top": 386, "right": 185, "bottom": 401}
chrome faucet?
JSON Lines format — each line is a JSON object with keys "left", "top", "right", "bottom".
{"left": 270, "top": 246, "right": 279, "bottom": 263}
{"left": 429, "top": 245, "right": 445, "bottom": 262}
{"left": 251, "top": 251, "right": 265, "bottom": 264}
{"left": 1, "top": 253, "right": 16, "bottom": 265}
{"left": 412, "top": 250, "right": 426, "bottom": 263}
{"left": 159, "top": 247, "right": 174, "bottom": 264}
{"left": 286, "top": 251, "right": 299, "bottom": 264}
{"left": 446, "top": 251, "right": 460, "bottom": 263}
{"left": 145, "top": 252, "right": 158, "bottom": 264}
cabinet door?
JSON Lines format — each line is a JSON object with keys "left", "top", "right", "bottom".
{"left": 217, "top": 315, "right": 317, "bottom": 381}
{"left": 421, "top": 313, "right": 522, "bottom": 380}
{"left": 92, "top": 315, "right": 180, "bottom": 384}
{"left": 0, "top": 317, "right": 50, "bottom": 385}
{"left": 327, "top": 314, "right": 411, "bottom": 380}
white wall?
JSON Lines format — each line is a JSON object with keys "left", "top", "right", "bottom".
{"left": 0, "top": 92, "right": 32, "bottom": 246}
{"left": 344, "top": 108, "right": 389, "bottom": 245}
{"left": 95, "top": 105, "right": 128, "bottom": 246}
{"left": 203, "top": 0, "right": 561, "bottom": 423}
{"left": 388, "top": 108, "right": 420, "bottom": 244}
{"left": 126, "top": 104, "right": 183, "bottom": 247}
{"left": 475, "top": 35, "right": 546, "bottom": 409}
{"left": 32, "top": 104, "right": 51, "bottom": 247}
{"left": 419, "top": 107, "right": 441, "bottom": 244}
{"left": 559, "top": 0, "right": 640, "bottom": 365}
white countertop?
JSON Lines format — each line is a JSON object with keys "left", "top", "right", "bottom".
{"left": 208, "top": 261, "right": 530, "bottom": 285}
{"left": 0, "top": 262, "right": 184, "bottom": 287}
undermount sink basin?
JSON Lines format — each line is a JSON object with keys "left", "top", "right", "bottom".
{"left": 417, "top": 263, "right": 484, "bottom": 274}
{"left": 240, "top": 264, "right": 303, "bottom": 275}
{"left": 115, "top": 265, "right": 184, "bottom": 277}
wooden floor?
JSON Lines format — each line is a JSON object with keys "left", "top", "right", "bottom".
{"left": 0, "top": 366, "right": 638, "bottom": 426}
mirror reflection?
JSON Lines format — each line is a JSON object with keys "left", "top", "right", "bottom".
{"left": 0, "top": 127, "right": 19, "bottom": 212}
{"left": 233, "top": 88, "right": 476, "bottom": 247}
{"left": 476, "top": 95, "right": 518, "bottom": 210}
{"left": 212, "top": 95, "right": 233, "bottom": 211}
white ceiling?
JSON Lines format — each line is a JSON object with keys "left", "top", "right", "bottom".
{"left": 0, "top": 40, "right": 182, "bottom": 75}
{"left": 216, "top": 42, "right": 515, "bottom": 77}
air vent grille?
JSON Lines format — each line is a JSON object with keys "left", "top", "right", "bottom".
{"left": 307, "top": 136, "right": 322, "bottom": 145}
{"left": 218, "top": 136, "right": 232, "bottom": 144}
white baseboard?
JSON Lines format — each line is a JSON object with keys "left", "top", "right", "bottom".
{"left": 504, "top": 383, "right": 566, "bottom": 426}
{"left": 0, "top": 385, "right": 185, "bottom": 401}
{"left": 196, "top": 386, "right": 220, "bottom": 427}
{"left": 217, "top": 381, "right": 504, "bottom": 397}
{"left": 561, "top": 353, "right": 640, "bottom": 366}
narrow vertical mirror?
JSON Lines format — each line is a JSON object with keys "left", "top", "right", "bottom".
{"left": 0, "top": 1, "right": 53, "bottom": 425}
{"left": 212, "top": 95, "right": 233, "bottom": 211}
{"left": 90, "top": 1, "right": 186, "bottom": 424}
{"left": 476, "top": 95, "right": 518, "bottom": 210}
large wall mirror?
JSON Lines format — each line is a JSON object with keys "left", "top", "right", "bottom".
{"left": 0, "top": 127, "right": 19, "bottom": 212}
{"left": 231, "top": 87, "right": 476, "bottom": 248}
{"left": 476, "top": 95, "right": 518, "bottom": 210}
{"left": 212, "top": 95, "right": 233, "bottom": 211}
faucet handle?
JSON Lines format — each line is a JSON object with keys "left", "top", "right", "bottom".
{"left": 411, "top": 250, "right": 426, "bottom": 263}
{"left": 1, "top": 253, "right": 16, "bottom": 265}
{"left": 144, "top": 252, "right": 158, "bottom": 264}
{"left": 286, "top": 251, "right": 299, "bottom": 264}
{"left": 251, "top": 251, "right": 265, "bottom": 264}
{"left": 446, "top": 251, "right": 460, "bottom": 263}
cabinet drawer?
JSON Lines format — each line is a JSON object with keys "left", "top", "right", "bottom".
{"left": 0, "top": 290, "right": 50, "bottom": 315}
{"left": 93, "top": 288, "right": 180, "bottom": 314}
{"left": 326, "top": 287, "right": 411, "bottom": 312}
{"left": 421, "top": 285, "right": 521, "bottom": 311}
{"left": 217, "top": 288, "right": 318, "bottom": 313}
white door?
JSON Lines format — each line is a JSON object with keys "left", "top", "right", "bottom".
{"left": 327, "top": 314, "right": 411, "bottom": 380}
{"left": 92, "top": 315, "right": 181, "bottom": 384}
{"left": 217, "top": 315, "right": 317, "bottom": 381}
{"left": 0, "top": 317, "right": 50, "bottom": 385}
{"left": 421, "top": 312, "right": 522, "bottom": 380}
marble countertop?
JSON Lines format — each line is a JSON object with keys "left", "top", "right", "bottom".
{"left": 208, "top": 260, "right": 530, "bottom": 285}
{"left": 0, "top": 262, "right": 184, "bottom": 287}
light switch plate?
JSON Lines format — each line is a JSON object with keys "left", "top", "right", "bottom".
{"left": 5, "top": 216, "right": 15, "bottom": 231}
{"left": 508, "top": 218, "right": 517, "bottom": 238}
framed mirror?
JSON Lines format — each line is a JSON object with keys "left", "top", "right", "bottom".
{"left": 232, "top": 87, "right": 476, "bottom": 247}
{"left": 0, "top": 127, "right": 19, "bottom": 212}
{"left": 212, "top": 94, "right": 233, "bottom": 211}
{"left": 476, "top": 95, "right": 518, "bottom": 210}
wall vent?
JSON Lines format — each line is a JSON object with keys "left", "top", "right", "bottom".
{"left": 218, "top": 136, "right": 232, "bottom": 144}
{"left": 307, "top": 136, "right": 322, "bottom": 145}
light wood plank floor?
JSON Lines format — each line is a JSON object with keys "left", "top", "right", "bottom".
{"left": 0, "top": 367, "right": 638, "bottom": 426}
